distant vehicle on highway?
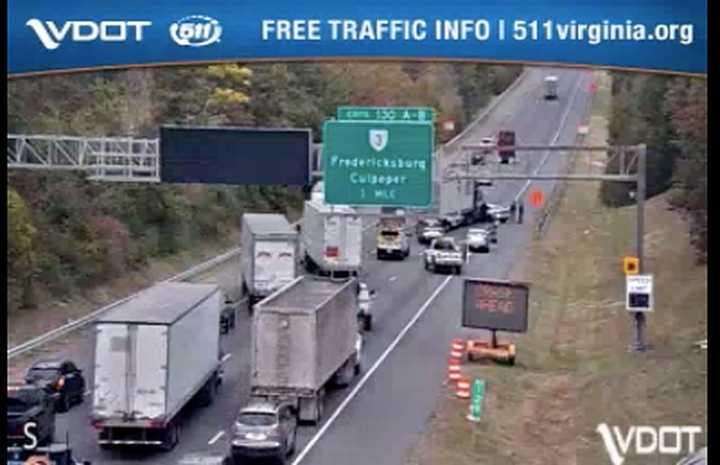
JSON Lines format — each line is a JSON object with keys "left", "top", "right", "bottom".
{"left": 497, "top": 129, "right": 516, "bottom": 164}
{"left": 357, "top": 282, "right": 376, "bottom": 331}
{"left": 466, "top": 229, "right": 490, "bottom": 253}
{"left": 7, "top": 384, "right": 56, "bottom": 447}
{"left": 471, "top": 136, "right": 495, "bottom": 165}
{"left": 424, "top": 237, "right": 464, "bottom": 275}
{"left": 487, "top": 203, "right": 511, "bottom": 223}
{"left": 544, "top": 75, "right": 559, "bottom": 100}
{"left": 25, "top": 359, "right": 85, "bottom": 413}
{"left": 418, "top": 226, "right": 444, "bottom": 245}
{"left": 231, "top": 401, "right": 297, "bottom": 464}
{"left": 376, "top": 215, "right": 410, "bottom": 260}
{"left": 415, "top": 217, "right": 444, "bottom": 236}
{"left": 440, "top": 212, "right": 464, "bottom": 230}
{"left": 176, "top": 452, "right": 231, "bottom": 465}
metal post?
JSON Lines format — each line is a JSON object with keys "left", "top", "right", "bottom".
{"left": 632, "top": 145, "right": 647, "bottom": 352}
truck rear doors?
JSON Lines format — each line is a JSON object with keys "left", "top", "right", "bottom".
{"left": 94, "top": 324, "right": 168, "bottom": 422}
{"left": 254, "top": 241, "right": 296, "bottom": 295}
{"left": 497, "top": 130, "right": 516, "bottom": 163}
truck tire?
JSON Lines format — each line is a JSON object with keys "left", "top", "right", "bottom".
{"left": 160, "top": 422, "right": 179, "bottom": 452}
{"left": 198, "top": 375, "right": 217, "bottom": 407}
{"left": 287, "top": 429, "right": 297, "bottom": 456}
{"left": 455, "top": 266, "right": 462, "bottom": 275}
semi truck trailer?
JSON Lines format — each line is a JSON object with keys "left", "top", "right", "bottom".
{"left": 249, "top": 276, "right": 362, "bottom": 425}
{"left": 240, "top": 213, "right": 298, "bottom": 306}
{"left": 300, "top": 200, "right": 362, "bottom": 276}
{"left": 376, "top": 215, "right": 410, "bottom": 260}
{"left": 91, "top": 282, "right": 223, "bottom": 451}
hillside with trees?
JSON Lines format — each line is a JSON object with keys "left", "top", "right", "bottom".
{"left": 7, "top": 62, "right": 522, "bottom": 313}
{"left": 600, "top": 73, "right": 707, "bottom": 261}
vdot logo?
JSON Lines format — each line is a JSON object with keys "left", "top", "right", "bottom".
{"left": 169, "top": 15, "right": 222, "bottom": 47}
{"left": 596, "top": 423, "right": 703, "bottom": 465}
{"left": 26, "top": 19, "right": 152, "bottom": 50}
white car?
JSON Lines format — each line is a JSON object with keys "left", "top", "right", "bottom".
{"left": 479, "top": 137, "right": 495, "bottom": 154}
{"left": 487, "top": 203, "right": 511, "bottom": 223}
{"left": 419, "top": 226, "right": 444, "bottom": 244}
{"left": 466, "top": 229, "right": 490, "bottom": 253}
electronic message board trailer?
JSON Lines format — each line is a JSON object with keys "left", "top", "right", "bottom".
{"left": 462, "top": 278, "right": 530, "bottom": 365}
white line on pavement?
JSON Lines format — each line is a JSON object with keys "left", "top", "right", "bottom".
{"left": 290, "top": 275, "right": 454, "bottom": 465}
{"left": 221, "top": 353, "right": 232, "bottom": 363}
{"left": 389, "top": 276, "right": 397, "bottom": 282}
{"left": 208, "top": 430, "right": 225, "bottom": 445}
{"left": 84, "top": 390, "right": 91, "bottom": 397}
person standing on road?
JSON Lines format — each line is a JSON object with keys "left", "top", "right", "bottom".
{"left": 518, "top": 202, "right": 525, "bottom": 224}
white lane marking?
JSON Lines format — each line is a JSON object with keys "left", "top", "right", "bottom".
{"left": 221, "top": 353, "right": 232, "bottom": 363}
{"left": 84, "top": 390, "right": 91, "bottom": 397}
{"left": 291, "top": 275, "right": 454, "bottom": 465}
{"left": 389, "top": 276, "right": 397, "bottom": 282}
{"left": 466, "top": 250, "right": 471, "bottom": 264}
{"left": 514, "top": 73, "right": 586, "bottom": 202}
{"left": 208, "top": 430, "right": 225, "bottom": 445}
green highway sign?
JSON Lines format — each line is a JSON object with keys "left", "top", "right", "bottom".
{"left": 337, "top": 106, "right": 436, "bottom": 123}
{"left": 322, "top": 120, "right": 434, "bottom": 207}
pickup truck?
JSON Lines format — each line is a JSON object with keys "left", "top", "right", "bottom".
{"left": 418, "top": 226, "right": 445, "bottom": 245}
{"left": 423, "top": 237, "right": 464, "bottom": 274}
{"left": 7, "top": 384, "right": 56, "bottom": 448}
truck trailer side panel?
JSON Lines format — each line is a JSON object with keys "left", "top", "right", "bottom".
{"left": 166, "top": 291, "right": 221, "bottom": 414}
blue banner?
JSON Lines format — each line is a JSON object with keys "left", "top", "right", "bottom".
{"left": 7, "top": 0, "right": 707, "bottom": 76}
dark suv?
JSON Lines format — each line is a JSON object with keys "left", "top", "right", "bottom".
{"left": 7, "top": 384, "right": 56, "bottom": 448}
{"left": 231, "top": 402, "right": 297, "bottom": 464}
{"left": 25, "top": 359, "right": 86, "bottom": 413}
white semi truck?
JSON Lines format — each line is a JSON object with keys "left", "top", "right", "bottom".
{"left": 300, "top": 199, "right": 362, "bottom": 276}
{"left": 240, "top": 213, "right": 298, "bottom": 306}
{"left": 91, "top": 282, "right": 223, "bottom": 451}
{"left": 249, "top": 276, "right": 362, "bottom": 424}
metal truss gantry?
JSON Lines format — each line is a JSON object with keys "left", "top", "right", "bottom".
{"left": 8, "top": 134, "right": 161, "bottom": 182}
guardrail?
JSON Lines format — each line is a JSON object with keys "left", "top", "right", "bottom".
{"left": 533, "top": 79, "right": 595, "bottom": 240}
{"left": 7, "top": 247, "right": 240, "bottom": 360}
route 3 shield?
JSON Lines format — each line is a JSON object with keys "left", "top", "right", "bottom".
{"left": 369, "top": 129, "right": 389, "bottom": 152}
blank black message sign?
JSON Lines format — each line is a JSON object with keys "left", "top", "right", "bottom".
{"left": 462, "top": 278, "right": 530, "bottom": 333}
{"left": 160, "top": 126, "right": 311, "bottom": 185}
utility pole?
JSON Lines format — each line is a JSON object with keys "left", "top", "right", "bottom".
{"left": 632, "top": 144, "right": 647, "bottom": 352}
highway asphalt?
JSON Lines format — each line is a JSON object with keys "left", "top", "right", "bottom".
{"left": 15, "top": 67, "right": 594, "bottom": 465}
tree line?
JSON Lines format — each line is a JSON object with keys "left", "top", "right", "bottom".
{"left": 7, "top": 62, "right": 522, "bottom": 312}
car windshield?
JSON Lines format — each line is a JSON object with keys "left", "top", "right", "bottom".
{"left": 27, "top": 368, "right": 58, "bottom": 380}
{"left": 381, "top": 231, "right": 399, "bottom": 237}
{"left": 468, "top": 229, "right": 487, "bottom": 235}
{"left": 237, "top": 412, "right": 277, "bottom": 426}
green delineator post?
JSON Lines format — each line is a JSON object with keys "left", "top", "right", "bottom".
{"left": 322, "top": 120, "right": 434, "bottom": 207}
{"left": 467, "top": 379, "right": 486, "bottom": 422}
{"left": 337, "top": 106, "right": 436, "bottom": 123}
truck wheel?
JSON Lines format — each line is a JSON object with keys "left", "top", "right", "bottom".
{"left": 160, "top": 422, "right": 179, "bottom": 452}
{"left": 455, "top": 266, "right": 462, "bottom": 275}
{"left": 316, "top": 394, "right": 324, "bottom": 424}
{"left": 424, "top": 260, "right": 429, "bottom": 271}
{"left": 287, "top": 429, "right": 297, "bottom": 456}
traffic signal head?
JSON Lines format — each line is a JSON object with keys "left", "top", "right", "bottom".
{"left": 623, "top": 256, "right": 639, "bottom": 275}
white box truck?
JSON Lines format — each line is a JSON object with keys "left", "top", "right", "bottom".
{"left": 250, "top": 276, "right": 361, "bottom": 424}
{"left": 300, "top": 200, "right": 362, "bottom": 276}
{"left": 240, "top": 214, "right": 298, "bottom": 306}
{"left": 91, "top": 282, "right": 222, "bottom": 451}
{"left": 376, "top": 215, "right": 410, "bottom": 260}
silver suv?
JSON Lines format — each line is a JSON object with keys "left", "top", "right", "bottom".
{"left": 231, "top": 402, "right": 297, "bottom": 464}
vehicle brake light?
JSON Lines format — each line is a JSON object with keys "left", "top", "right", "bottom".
{"left": 325, "top": 247, "right": 339, "bottom": 258}
{"left": 91, "top": 420, "right": 104, "bottom": 430}
{"left": 149, "top": 419, "right": 166, "bottom": 428}
{"left": 55, "top": 377, "right": 65, "bottom": 390}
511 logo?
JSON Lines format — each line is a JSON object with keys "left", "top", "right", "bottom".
{"left": 169, "top": 15, "right": 222, "bottom": 47}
